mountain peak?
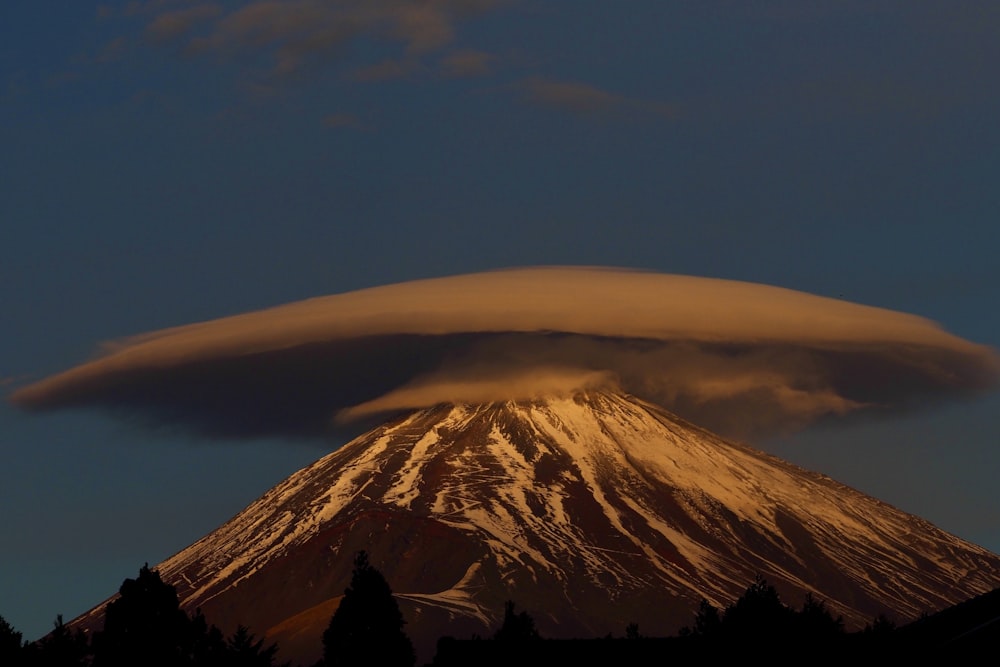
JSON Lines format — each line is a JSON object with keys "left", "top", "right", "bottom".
{"left": 73, "top": 392, "right": 1000, "bottom": 664}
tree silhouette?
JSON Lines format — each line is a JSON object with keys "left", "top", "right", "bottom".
{"left": 719, "top": 574, "right": 794, "bottom": 641}
{"left": 223, "top": 625, "right": 285, "bottom": 667}
{"left": 90, "top": 564, "right": 290, "bottom": 667}
{"left": 862, "top": 613, "right": 896, "bottom": 636}
{"left": 492, "top": 601, "right": 540, "bottom": 642}
{"left": 796, "top": 592, "right": 844, "bottom": 641}
{"left": 688, "top": 598, "right": 722, "bottom": 637}
{"left": 187, "top": 609, "right": 227, "bottom": 666}
{"left": 322, "top": 551, "right": 415, "bottom": 667}
{"left": 92, "top": 564, "right": 191, "bottom": 667}
{"left": 677, "top": 575, "right": 854, "bottom": 659}
{"left": 1, "top": 614, "right": 24, "bottom": 666}
{"left": 25, "top": 615, "right": 91, "bottom": 666}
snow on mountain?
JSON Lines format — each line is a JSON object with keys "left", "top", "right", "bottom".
{"left": 72, "top": 391, "right": 1000, "bottom": 664}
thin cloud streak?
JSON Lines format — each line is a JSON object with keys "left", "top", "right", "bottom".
{"left": 117, "top": 0, "right": 506, "bottom": 77}
{"left": 10, "top": 267, "right": 999, "bottom": 441}
{"left": 519, "top": 78, "right": 677, "bottom": 118}
{"left": 439, "top": 49, "right": 495, "bottom": 77}
{"left": 322, "top": 112, "right": 364, "bottom": 129}
{"left": 145, "top": 4, "right": 222, "bottom": 44}
{"left": 340, "top": 367, "right": 617, "bottom": 422}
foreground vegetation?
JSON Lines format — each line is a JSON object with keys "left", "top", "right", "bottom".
{"left": 0, "top": 555, "right": 987, "bottom": 666}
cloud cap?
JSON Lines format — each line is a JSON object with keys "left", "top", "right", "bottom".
{"left": 11, "top": 267, "right": 999, "bottom": 439}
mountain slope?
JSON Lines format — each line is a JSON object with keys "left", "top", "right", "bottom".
{"left": 73, "top": 392, "right": 1000, "bottom": 664}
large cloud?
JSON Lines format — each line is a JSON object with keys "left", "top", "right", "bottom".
{"left": 10, "top": 267, "right": 999, "bottom": 439}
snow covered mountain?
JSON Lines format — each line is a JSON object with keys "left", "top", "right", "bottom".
{"left": 74, "top": 391, "right": 1000, "bottom": 663}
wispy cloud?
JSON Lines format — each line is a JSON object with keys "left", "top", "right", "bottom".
{"left": 11, "top": 267, "right": 998, "bottom": 441}
{"left": 106, "top": 0, "right": 505, "bottom": 79}
{"left": 145, "top": 4, "right": 222, "bottom": 44}
{"left": 350, "top": 58, "right": 419, "bottom": 82}
{"left": 439, "top": 49, "right": 495, "bottom": 77}
{"left": 0, "top": 374, "right": 32, "bottom": 388}
{"left": 518, "top": 77, "right": 677, "bottom": 119}
{"left": 322, "top": 112, "right": 364, "bottom": 129}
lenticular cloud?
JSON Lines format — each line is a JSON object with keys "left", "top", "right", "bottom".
{"left": 10, "top": 267, "right": 999, "bottom": 439}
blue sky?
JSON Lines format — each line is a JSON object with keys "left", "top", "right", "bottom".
{"left": 3, "top": 1, "right": 1000, "bottom": 640}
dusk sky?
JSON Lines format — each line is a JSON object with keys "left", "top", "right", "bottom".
{"left": 3, "top": 1, "right": 1000, "bottom": 641}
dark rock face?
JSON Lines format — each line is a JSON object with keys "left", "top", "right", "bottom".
{"left": 72, "top": 392, "right": 1000, "bottom": 665}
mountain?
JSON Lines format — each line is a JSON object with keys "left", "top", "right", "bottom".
{"left": 71, "top": 391, "right": 1000, "bottom": 664}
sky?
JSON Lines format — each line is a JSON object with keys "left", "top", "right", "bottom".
{"left": 3, "top": 0, "right": 1000, "bottom": 641}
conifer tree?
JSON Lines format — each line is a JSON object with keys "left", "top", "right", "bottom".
{"left": 1, "top": 614, "right": 24, "bottom": 666}
{"left": 224, "top": 625, "right": 284, "bottom": 667}
{"left": 26, "top": 615, "right": 91, "bottom": 666}
{"left": 322, "top": 551, "right": 415, "bottom": 667}
{"left": 691, "top": 599, "right": 722, "bottom": 637}
{"left": 720, "top": 574, "right": 793, "bottom": 640}
{"left": 492, "top": 601, "right": 540, "bottom": 642}
{"left": 92, "top": 564, "right": 190, "bottom": 667}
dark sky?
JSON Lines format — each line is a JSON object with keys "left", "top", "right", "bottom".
{"left": 3, "top": 1, "right": 1000, "bottom": 640}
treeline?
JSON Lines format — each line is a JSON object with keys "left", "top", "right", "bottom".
{"left": 0, "top": 557, "right": 977, "bottom": 667}
{"left": 661, "top": 574, "right": 900, "bottom": 660}
{"left": 0, "top": 551, "right": 415, "bottom": 667}
{"left": 431, "top": 574, "right": 903, "bottom": 666}
{"left": 1, "top": 564, "right": 286, "bottom": 667}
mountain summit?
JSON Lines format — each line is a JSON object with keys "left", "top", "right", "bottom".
{"left": 74, "top": 391, "right": 1000, "bottom": 663}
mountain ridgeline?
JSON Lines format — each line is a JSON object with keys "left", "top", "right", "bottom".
{"left": 71, "top": 391, "right": 1000, "bottom": 664}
